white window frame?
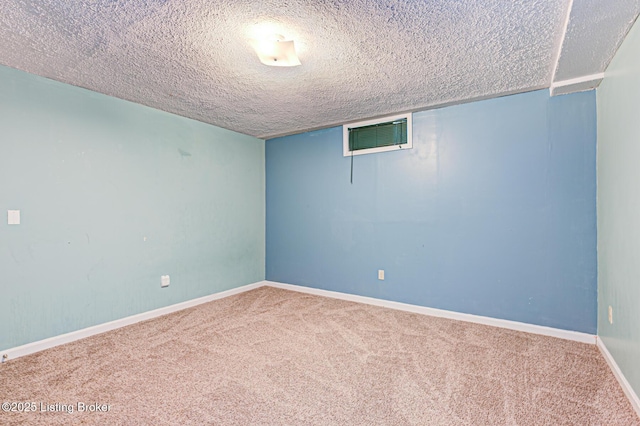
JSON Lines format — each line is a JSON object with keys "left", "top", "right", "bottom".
{"left": 343, "top": 113, "right": 413, "bottom": 157}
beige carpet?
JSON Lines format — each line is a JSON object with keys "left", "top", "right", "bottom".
{"left": 0, "top": 286, "right": 638, "bottom": 425}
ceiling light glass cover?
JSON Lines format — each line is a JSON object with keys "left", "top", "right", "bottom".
{"left": 250, "top": 34, "right": 301, "bottom": 67}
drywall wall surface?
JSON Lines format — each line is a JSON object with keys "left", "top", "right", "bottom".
{"left": 0, "top": 65, "right": 265, "bottom": 351}
{"left": 266, "top": 89, "right": 597, "bottom": 333}
{"left": 597, "top": 17, "right": 640, "bottom": 399}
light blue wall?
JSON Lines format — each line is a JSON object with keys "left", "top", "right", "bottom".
{"left": 0, "top": 65, "right": 265, "bottom": 351}
{"left": 597, "top": 17, "right": 640, "bottom": 398}
{"left": 266, "top": 89, "right": 597, "bottom": 333}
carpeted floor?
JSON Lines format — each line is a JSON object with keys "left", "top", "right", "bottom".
{"left": 0, "top": 286, "right": 638, "bottom": 425}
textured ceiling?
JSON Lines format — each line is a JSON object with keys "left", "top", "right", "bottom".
{"left": 554, "top": 0, "right": 640, "bottom": 82}
{"left": 0, "top": 1, "right": 638, "bottom": 139}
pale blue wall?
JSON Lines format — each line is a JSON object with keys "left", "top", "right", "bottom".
{"left": 597, "top": 17, "right": 640, "bottom": 398}
{"left": 0, "top": 65, "right": 265, "bottom": 351}
{"left": 266, "top": 89, "right": 597, "bottom": 333}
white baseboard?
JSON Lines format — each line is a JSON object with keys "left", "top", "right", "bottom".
{"left": 597, "top": 337, "right": 640, "bottom": 418}
{"left": 265, "top": 281, "right": 597, "bottom": 344}
{"left": 1, "top": 281, "right": 266, "bottom": 363}
{"left": 5, "top": 278, "right": 636, "bottom": 417}
{"left": 0, "top": 279, "right": 598, "bottom": 365}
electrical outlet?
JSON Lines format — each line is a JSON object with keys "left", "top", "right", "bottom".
{"left": 161, "top": 275, "right": 170, "bottom": 288}
{"left": 378, "top": 270, "right": 384, "bottom": 280}
{"left": 608, "top": 305, "right": 613, "bottom": 324}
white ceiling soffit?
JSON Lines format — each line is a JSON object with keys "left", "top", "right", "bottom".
{"left": 0, "top": 1, "right": 637, "bottom": 139}
{"left": 551, "top": 0, "right": 640, "bottom": 96}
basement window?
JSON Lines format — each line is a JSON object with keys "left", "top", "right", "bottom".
{"left": 343, "top": 113, "right": 412, "bottom": 156}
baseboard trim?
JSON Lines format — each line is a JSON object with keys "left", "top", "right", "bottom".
{"left": 597, "top": 337, "right": 640, "bottom": 418}
{"left": 1, "top": 281, "right": 266, "bottom": 363}
{"left": 1, "top": 279, "right": 598, "bottom": 364}
{"left": 265, "top": 281, "right": 597, "bottom": 344}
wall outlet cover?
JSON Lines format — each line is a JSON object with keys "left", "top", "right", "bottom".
{"left": 161, "top": 275, "right": 170, "bottom": 288}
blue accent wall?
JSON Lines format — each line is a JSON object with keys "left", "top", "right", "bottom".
{"left": 266, "top": 89, "right": 597, "bottom": 333}
{"left": 0, "top": 65, "right": 265, "bottom": 351}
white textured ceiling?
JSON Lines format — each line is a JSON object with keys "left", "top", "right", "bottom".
{"left": 0, "top": 1, "right": 638, "bottom": 139}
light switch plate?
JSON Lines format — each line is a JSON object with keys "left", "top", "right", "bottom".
{"left": 378, "top": 270, "right": 385, "bottom": 280}
{"left": 8, "top": 210, "right": 20, "bottom": 225}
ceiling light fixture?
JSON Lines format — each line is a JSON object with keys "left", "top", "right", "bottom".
{"left": 250, "top": 34, "right": 301, "bottom": 67}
